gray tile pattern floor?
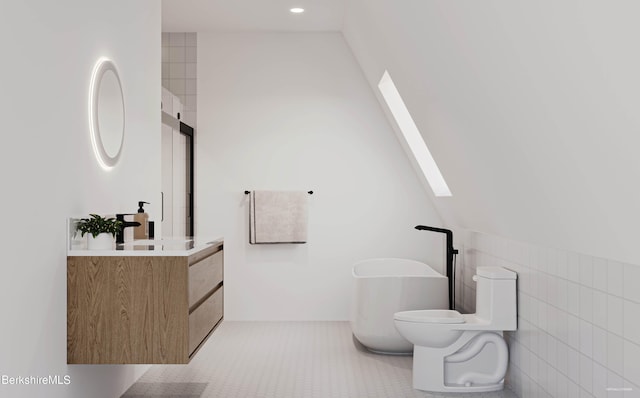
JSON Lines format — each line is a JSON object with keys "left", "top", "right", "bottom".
{"left": 125, "top": 321, "right": 518, "bottom": 398}
{"left": 122, "top": 382, "right": 208, "bottom": 398}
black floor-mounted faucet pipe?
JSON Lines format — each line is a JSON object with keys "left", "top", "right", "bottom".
{"left": 415, "top": 225, "right": 459, "bottom": 310}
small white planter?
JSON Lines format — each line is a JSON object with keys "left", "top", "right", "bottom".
{"left": 87, "top": 233, "right": 114, "bottom": 250}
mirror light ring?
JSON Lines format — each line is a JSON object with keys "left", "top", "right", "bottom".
{"left": 89, "top": 57, "right": 125, "bottom": 170}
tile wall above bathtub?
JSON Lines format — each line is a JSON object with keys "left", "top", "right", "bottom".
{"left": 454, "top": 229, "right": 640, "bottom": 398}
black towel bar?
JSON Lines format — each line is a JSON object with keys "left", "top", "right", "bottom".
{"left": 245, "top": 190, "right": 313, "bottom": 195}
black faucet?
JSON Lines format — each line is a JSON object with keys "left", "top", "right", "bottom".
{"left": 415, "top": 225, "right": 459, "bottom": 310}
{"left": 115, "top": 214, "right": 141, "bottom": 244}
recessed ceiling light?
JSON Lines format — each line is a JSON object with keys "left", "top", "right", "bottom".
{"left": 290, "top": 7, "right": 305, "bottom": 13}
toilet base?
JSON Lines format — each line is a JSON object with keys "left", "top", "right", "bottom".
{"left": 414, "top": 379, "right": 504, "bottom": 393}
{"left": 412, "top": 331, "right": 508, "bottom": 393}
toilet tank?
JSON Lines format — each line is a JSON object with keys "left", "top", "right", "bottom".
{"left": 474, "top": 266, "right": 517, "bottom": 330}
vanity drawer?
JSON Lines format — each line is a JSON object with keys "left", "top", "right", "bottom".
{"left": 188, "top": 287, "right": 223, "bottom": 355}
{"left": 188, "top": 250, "right": 223, "bottom": 307}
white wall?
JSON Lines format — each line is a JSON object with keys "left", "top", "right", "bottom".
{"left": 196, "top": 32, "right": 445, "bottom": 320}
{"left": 0, "top": 1, "right": 160, "bottom": 397}
{"left": 343, "top": 0, "right": 640, "bottom": 266}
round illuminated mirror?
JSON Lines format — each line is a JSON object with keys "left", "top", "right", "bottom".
{"left": 90, "top": 58, "right": 124, "bottom": 169}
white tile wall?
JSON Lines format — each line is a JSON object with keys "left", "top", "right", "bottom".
{"left": 161, "top": 32, "right": 197, "bottom": 128}
{"left": 455, "top": 229, "right": 640, "bottom": 398}
{"left": 162, "top": 32, "right": 197, "bottom": 235}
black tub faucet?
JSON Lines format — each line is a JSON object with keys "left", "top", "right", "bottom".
{"left": 415, "top": 225, "right": 459, "bottom": 310}
{"left": 115, "top": 214, "right": 141, "bottom": 244}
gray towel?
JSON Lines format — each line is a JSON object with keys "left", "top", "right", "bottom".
{"left": 249, "top": 191, "right": 308, "bottom": 244}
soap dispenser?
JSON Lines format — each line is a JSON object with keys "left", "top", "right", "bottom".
{"left": 133, "top": 201, "right": 150, "bottom": 240}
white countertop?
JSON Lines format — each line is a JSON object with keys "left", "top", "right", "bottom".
{"left": 67, "top": 236, "right": 223, "bottom": 256}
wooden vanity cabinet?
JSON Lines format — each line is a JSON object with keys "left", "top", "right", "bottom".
{"left": 67, "top": 241, "right": 224, "bottom": 364}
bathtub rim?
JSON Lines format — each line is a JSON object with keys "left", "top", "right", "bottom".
{"left": 352, "top": 257, "right": 446, "bottom": 279}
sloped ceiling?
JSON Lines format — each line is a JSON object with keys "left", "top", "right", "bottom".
{"left": 162, "top": 0, "right": 344, "bottom": 31}
{"left": 343, "top": 0, "right": 640, "bottom": 264}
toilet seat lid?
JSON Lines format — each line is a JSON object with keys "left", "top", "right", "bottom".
{"left": 394, "top": 310, "right": 465, "bottom": 324}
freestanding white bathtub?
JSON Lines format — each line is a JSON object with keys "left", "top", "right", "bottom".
{"left": 351, "top": 258, "right": 449, "bottom": 354}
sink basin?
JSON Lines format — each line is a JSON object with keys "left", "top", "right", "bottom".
{"left": 121, "top": 239, "right": 193, "bottom": 246}
{"left": 118, "top": 239, "right": 193, "bottom": 247}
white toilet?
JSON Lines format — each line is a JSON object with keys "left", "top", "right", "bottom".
{"left": 393, "top": 266, "right": 517, "bottom": 393}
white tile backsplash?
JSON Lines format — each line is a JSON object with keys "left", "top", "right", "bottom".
{"left": 539, "top": 273, "right": 549, "bottom": 303}
{"left": 593, "top": 326, "right": 607, "bottom": 366}
{"left": 593, "top": 290, "right": 608, "bottom": 330}
{"left": 623, "top": 300, "right": 640, "bottom": 346}
{"left": 580, "top": 353, "right": 594, "bottom": 393}
{"left": 568, "top": 281, "right": 581, "bottom": 314}
{"left": 593, "top": 362, "right": 608, "bottom": 398}
{"left": 457, "top": 229, "right": 640, "bottom": 398}
{"left": 580, "top": 254, "right": 595, "bottom": 288}
{"left": 625, "top": 382, "right": 640, "bottom": 398}
{"left": 557, "top": 277, "right": 569, "bottom": 311}
{"left": 608, "top": 370, "right": 624, "bottom": 398}
{"left": 569, "top": 346, "right": 581, "bottom": 383}
{"left": 608, "top": 332, "right": 625, "bottom": 376}
{"left": 557, "top": 249, "right": 569, "bottom": 279}
{"left": 608, "top": 295, "right": 624, "bottom": 336}
{"left": 547, "top": 366, "right": 558, "bottom": 397}
{"left": 623, "top": 265, "right": 640, "bottom": 303}
{"left": 558, "top": 310, "right": 569, "bottom": 344}
{"left": 581, "top": 319, "right": 594, "bottom": 358}
{"left": 558, "top": 340, "right": 569, "bottom": 375}
{"left": 568, "top": 379, "right": 581, "bottom": 398}
{"left": 593, "top": 257, "right": 608, "bottom": 293}
{"left": 547, "top": 334, "right": 558, "bottom": 367}
{"left": 558, "top": 373, "right": 569, "bottom": 397}
{"left": 568, "top": 252, "right": 581, "bottom": 283}
{"left": 608, "top": 260, "right": 624, "bottom": 296}
{"left": 548, "top": 305, "right": 559, "bottom": 338}
{"left": 581, "top": 286, "right": 595, "bottom": 323}
{"left": 624, "top": 340, "right": 640, "bottom": 386}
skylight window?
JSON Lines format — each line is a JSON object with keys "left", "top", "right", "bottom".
{"left": 378, "top": 71, "right": 452, "bottom": 197}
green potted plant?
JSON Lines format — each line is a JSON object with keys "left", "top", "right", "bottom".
{"left": 76, "top": 214, "right": 123, "bottom": 250}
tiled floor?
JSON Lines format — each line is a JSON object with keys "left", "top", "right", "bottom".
{"left": 122, "top": 321, "right": 518, "bottom": 398}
